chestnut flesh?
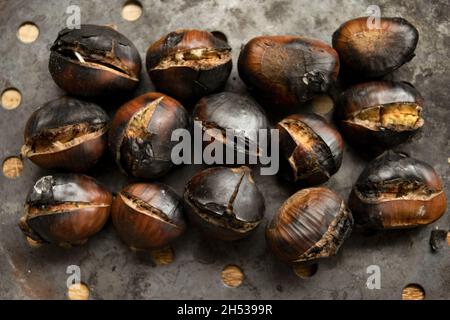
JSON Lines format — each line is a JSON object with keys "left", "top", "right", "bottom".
{"left": 238, "top": 36, "right": 340, "bottom": 109}
{"left": 109, "top": 92, "right": 190, "bottom": 179}
{"left": 266, "top": 187, "right": 353, "bottom": 263}
{"left": 21, "top": 97, "right": 109, "bottom": 172}
{"left": 336, "top": 81, "right": 424, "bottom": 149}
{"left": 49, "top": 24, "right": 141, "bottom": 97}
{"left": 19, "top": 174, "right": 112, "bottom": 246}
{"left": 332, "top": 17, "right": 418, "bottom": 77}
{"left": 184, "top": 166, "right": 265, "bottom": 241}
{"left": 112, "top": 183, "right": 186, "bottom": 250}
{"left": 193, "top": 92, "right": 270, "bottom": 160}
{"left": 146, "top": 29, "right": 232, "bottom": 101}
{"left": 349, "top": 151, "right": 447, "bottom": 229}
{"left": 277, "top": 113, "right": 344, "bottom": 185}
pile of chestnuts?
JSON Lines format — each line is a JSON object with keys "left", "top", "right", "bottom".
{"left": 16, "top": 14, "right": 447, "bottom": 277}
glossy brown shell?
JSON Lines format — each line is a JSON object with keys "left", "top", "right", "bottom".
{"left": 336, "top": 81, "right": 424, "bottom": 149}
{"left": 146, "top": 29, "right": 232, "bottom": 101}
{"left": 238, "top": 36, "right": 339, "bottom": 109}
{"left": 23, "top": 97, "right": 109, "bottom": 172}
{"left": 193, "top": 92, "right": 269, "bottom": 159}
{"left": 184, "top": 166, "right": 265, "bottom": 241}
{"left": 277, "top": 113, "right": 344, "bottom": 185}
{"left": 349, "top": 151, "right": 446, "bottom": 229}
{"left": 109, "top": 92, "right": 190, "bottom": 179}
{"left": 332, "top": 17, "right": 418, "bottom": 77}
{"left": 20, "top": 174, "right": 112, "bottom": 245}
{"left": 49, "top": 24, "right": 141, "bottom": 97}
{"left": 112, "top": 183, "right": 186, "bottom": 250}
{"left": 266, "top": 187, "right": 353, "bottom": 263}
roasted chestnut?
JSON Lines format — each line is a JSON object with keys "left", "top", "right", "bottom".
{"left": 49, "top": 24, "right": 141, "bottom": 97}
{"left": 336, "top": 81, "right": 424, "bottom": 149}
{"left": 266, "top": 187, "right": 353, "bottom": 263}
{"left": 238, "top": 36, "right": 340, "bottom": 109}
{"left": 184, "top": 166, "right": 265, "bottom": 241}
{"left": 349, "top": 151, "right": 447, "bottom": 229}
{"left": 112, "top": 183, "right": 186, "bottom": 250}
{"left": 21, "top": 97, "right": 109, "bottom": 172}
{"left": 146, "top": 29, "right": 232, "bottom": 101}
{"left": 19, "top": 174, "right": 112, "bottom": 246}
{"left": 277, "top": 113, "right": 344, "bottom": 185}
{"left": 193, "top": 92, "right": 270, "bottom": 161}
{"left": 332, "top": 17, "right": 418, "bottom": 77}
{"left": 109, "top": 92, "right": 190, "bottom": 179}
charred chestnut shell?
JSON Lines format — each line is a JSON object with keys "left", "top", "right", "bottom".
{"left": 277, "top": 113, "right": 344, "bottom": 185}
{"left": 112, "top": 183, "right": 186, "bottom": 250}
{"left": 193, "top": 92, "right": 270, "bottom": 161}
{"left": 238, "top": 36, "right": 340, "bottom": 109}
{"left": 336, "top": 81, "right": 424, "bottom": 149}
{"left": 349, "top": 151, "right": 447, "bottom": 229}
{"left": 19, "top": 174, "right": 112, "bottom": 246}
{"left": 22, "top": 97, "right": 109, "bottom": 172}
{"left": 109, "top": 92, "right": 190, "bottom": 179}
{"left": 184, "top": 166, "right": 265, "bottom": 241}
{"left": 266, "top": 187, "right": 353, "bottom": 263}
{"left": 49, "top": 24, "right": 141, "bottom": 97}
{"left": 332, "top": 17, "right": 419, "bottom": 77}
{"left": 146, "top": 29, "right": 232, "bottom": 101}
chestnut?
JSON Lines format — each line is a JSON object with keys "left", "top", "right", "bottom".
{"left": 332, "top": 17, "right": 418, "bottom": 77}
{"left": 349, "top": 151, "right": 447, "bottom": 229}
{"left": 112, "top": 183, "right": 186, "bottom": 250}
{"left": 277, "top": 113, "right": 344, "bottom": 185}
{"left": 109, "top": 92, "right": 190, "bottom": 179}
{"left": 21, "top": 97, "right": 109, "bottom": 172}
{"left": 266, "top": 187, "right": 353, "bottom": 263}
{"left": 146, "top": 29, "right": 232, "bottom": 101}
{"left": 336, "top": 81, "right": 424, "bottom": 149}
{"left": 49, "top": 24, "right": 141, "bottom": 97}
{"left": 238, "top": 36, "right": 339, "bottom": 109}
{"left": 184, "top": 166, "right": 265, "bottom": 241}
{"left": 193, "top": 92, "right": 270, "bottom": 160}
{"left": 19, "top": 174, "right": 112, "bottom": 246}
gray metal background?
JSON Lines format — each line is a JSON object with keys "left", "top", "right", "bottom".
{"left": 0, "top": 0, "right": 449, "bottom": 300}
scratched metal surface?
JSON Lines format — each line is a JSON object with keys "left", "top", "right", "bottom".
{"left": 0, "top": 0, "right": 449, "bottom": 300}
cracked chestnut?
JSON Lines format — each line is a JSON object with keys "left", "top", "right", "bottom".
{"left": 277, "top": 113, "right": 344, "bottom": 185}
{"left": 193, "top": 92, "right": 270, "bottom": 161}
{"left": 112, "top": 183, "right": 186, "bottom": 250}
{"left": 49, "top": 24, "right": 141, "bottom": 97}
{"left": 21, "top": 97, "right": 109, "bottom": 172}
{"left": 266, "top": 187, "right": 353, "bottom": 263}
{"left": 332, "top": 17, "right": 418, "bottom": 77}
{"left": 336, "top": 81, "right": 424, "bottom": 149}
{"left": 349, "top": 151, "right": 447, "bottom": 229}
{"left": 19, "top": 174, "right": 112, "bottom": 246}
{"left": 146, "top": 29, "right": 232, "bottom": 101}
{"left": 238, "top": 36, "right": 340, "bottom": 109}
{"left": 184, "top": 166, "right": 265, "bottom": 241}
{"left": 109, "top": 92, "right": 190, "bottom": 179}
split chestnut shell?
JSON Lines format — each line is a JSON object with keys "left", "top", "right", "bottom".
{"left": 112, "top": 183, "right": 186, "bottom": 250}
{"left": 184, "top": 166, "right": 265, "bottom": 241}
{"left": 19, "top": 174, "right": 112, "bottom": 246}
{"left": 146, "top": 29, "right": 232, "bottom": 101}
{"left": 266, "top": 187, "right": 353, "bottom": 263}
{"left": 109, "top": 92, "right": 190, "bottom": 179}
{"left": 336, "top": 81, "right": 424, "bottom": 149}
{"left": 332, "top": 17, "right": 418, "bottom": 77}
{"left": 22, "top": 97, "right": 109, "bottom": 172}
{"left": 49, "top": 24, "right": 141, "bottom": 97}
{"left": 349, "top": 151, "right": 447, "bottom": 229}
{"left": 277, "top": 113, "right": 344, "bottom": 185}
{"left": 238, "top": 36, "right": 340, "bottom": 109}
